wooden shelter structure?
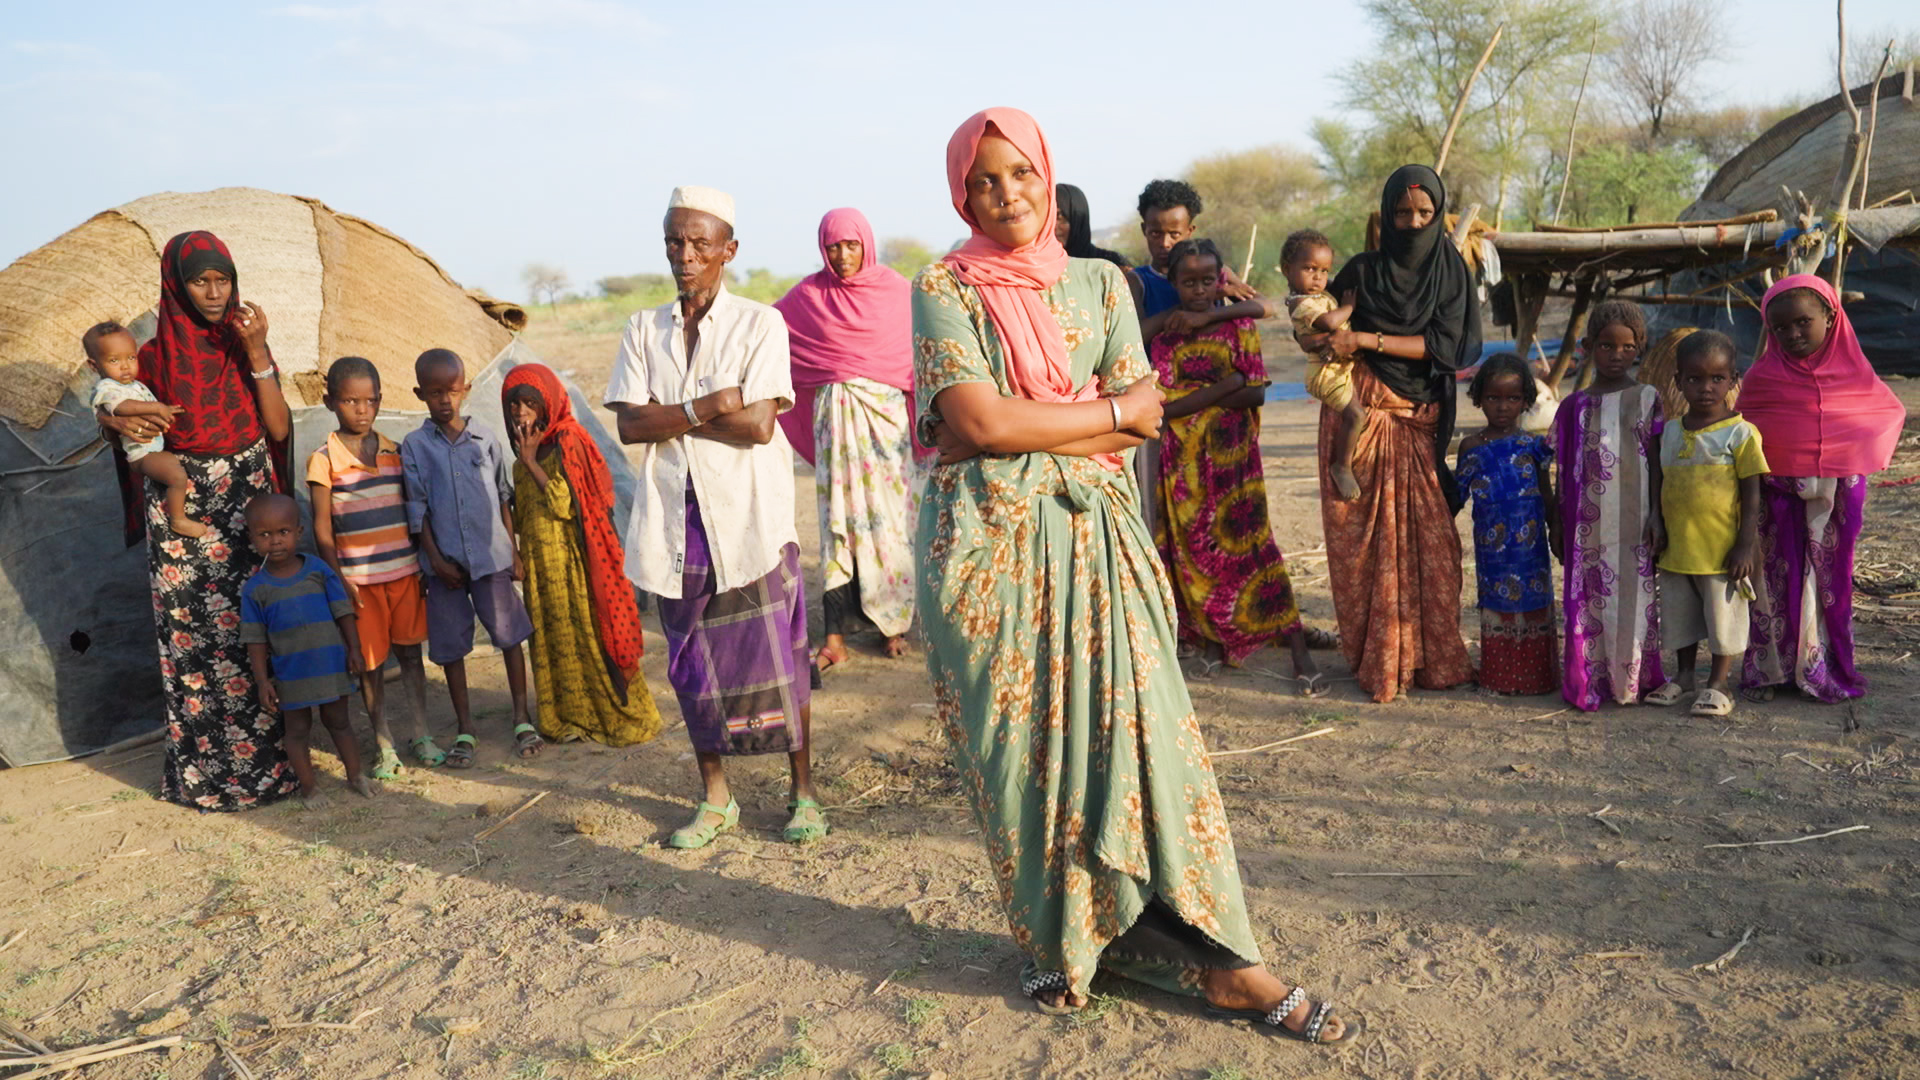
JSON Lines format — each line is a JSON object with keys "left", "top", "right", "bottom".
{"left": 1484, "top": 74, "right": 1920, "bottom": 376}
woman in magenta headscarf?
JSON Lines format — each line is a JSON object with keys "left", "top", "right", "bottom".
{"left": 1739, "top": 274, "right": 1906, "bottom": 702}
{"left": 774, "top": 209, "right": 922, "bottom": 671}
{"left": 911, "top": 107, "right": 1354, "bottom": 1046}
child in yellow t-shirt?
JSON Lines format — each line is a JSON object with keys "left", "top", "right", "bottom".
{"left": 1647, "top": 331, "right": 1768, "bottom": 719}
{"left": 1283, "top": 230, "right": 1362, "bottom": 500}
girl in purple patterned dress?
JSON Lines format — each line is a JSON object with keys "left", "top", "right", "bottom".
{"left": 1553, "top": 302, "right": 1667, "bottom": 711}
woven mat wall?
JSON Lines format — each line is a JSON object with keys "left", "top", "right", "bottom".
{"left": 0, "top": 214, "right": 158, "bottom": 428}
{"left": 310, "top": 206, "right": 514, "bottom": 403}
{"left": 116, "top": 188, "right": 325, "bottom": 384}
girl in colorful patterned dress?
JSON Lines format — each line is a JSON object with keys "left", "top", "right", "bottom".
{"left": 1148, "top": 238, "right": 1320, "bottom": 692}
{"left": 1553, "top": 301, "right": 1667, "bottom": 710}
{"left": 1457, "top": 354, "right": 1558, "bottom": 695}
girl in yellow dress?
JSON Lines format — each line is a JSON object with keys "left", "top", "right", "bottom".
{"left": 503, "top": 364, "right": 661, "bottom": 746}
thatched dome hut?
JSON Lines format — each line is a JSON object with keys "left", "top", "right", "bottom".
{"left": 0, "top": 189, "right": 625, "bottom": 767}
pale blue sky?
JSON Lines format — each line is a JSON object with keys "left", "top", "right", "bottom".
{"left": 3, "top": 1, "right": 1913, "bottom": 301}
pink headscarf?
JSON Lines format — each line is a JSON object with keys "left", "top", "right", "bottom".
{"left": 773, "top": 208, "right": 916, "bottom": 465}
{"left": 1739, "top": 274, "right": 1906, "bottom": 478}
{"left": 942, "top": 107, "right": 1120, "bottom": 471}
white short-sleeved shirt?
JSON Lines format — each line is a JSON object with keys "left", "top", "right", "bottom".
{"left": 603, "top": 285, "right": 798, "bottom": 598}
{"left": 92, "top": 377, "right": 165, "bottom": 459}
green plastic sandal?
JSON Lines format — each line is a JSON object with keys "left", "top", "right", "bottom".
{"left": 667, "top": 799, "right": 739, "bottom": 849}
{"left": 783, "top": 797, "right": 829, "bottom": 845}
{"left": 370, "top": 748, "right": 404, "bottom": 781}
{"left": 410, "top": 736, "right": 447, "bottom": 768}
{"left": 444, "top": 734, "right": 477, "bottom": 769}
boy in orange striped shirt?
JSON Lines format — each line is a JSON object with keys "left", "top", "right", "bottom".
{"left": 308, "top": 357, "right": 436, "bottom": 778}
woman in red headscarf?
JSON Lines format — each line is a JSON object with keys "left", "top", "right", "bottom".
{"left": 1739, "top": 274, "right": 1906, "bottom": 703}
{"left": 502, "top": 363, "right": 661, "bottom": 746}
{"left": 96, "top": 230, "right": 297, "bottom": 811}
{"left": 912, "top": 108, "right": 1355, "bottom": 1047}
{"left": 773, "top": 208, "right": 922, "bottom": 672}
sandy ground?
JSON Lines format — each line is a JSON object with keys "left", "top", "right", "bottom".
{"left": 2, "top": 313, "right": 1917, "bottom": 1080}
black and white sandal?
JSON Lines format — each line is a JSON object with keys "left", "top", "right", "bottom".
{"left": 1207, "top": 986, "right": 1358, "bottom": 1045}
{"left": 1020, "top": 963, "right": 1079, "bottom": 1016}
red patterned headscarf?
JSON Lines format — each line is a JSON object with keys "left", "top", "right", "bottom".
{"left": 117, "top": 231, "right": 284, "bottom": 545}
{"left": 501, "top": 363, "right": 643, "bottom": 690}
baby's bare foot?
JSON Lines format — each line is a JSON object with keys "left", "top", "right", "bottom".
{"left": 1330, "top": 463, "right": 1362, "bottom": 501}
{"left": 349, "top": 775, "right": 380, "bottom": 799}
{"left": 170, "top": 516, "right": 209, "bottom": 539}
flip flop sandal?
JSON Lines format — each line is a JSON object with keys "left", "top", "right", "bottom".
{"left": 1207, "top": 986, "right": 1360, "bottom": 1046}
{"left": 1302, "top": 626, "right": 1341, "bottom": 651}
{"left": 1020, "top": 964, "right": 1080, "bottom": 1016}
{"left": 1644, "top": 681, "right": 1687, "bottom": 706}
{"left": 1296, "top": 672, "right": 1330, "bottom": 699}
{"left": 667, "top": 798, "right": 739, "bottom": 850}
{"left": 1690, "top": 688, "right": 1735, "bottom": 717}
{"left": 443, "top": 734, "right": 477, "bottom": 769}
{"left": 410, "top": 736, "right": 447, "bottom": 768}
{"left": 783, "top": 797, "right": 830, "bottom": 845}
{"left": 513, "top": 723, "right": 545, "bottom": 758}
{"left": 370, "top": 748, "right": 404, "bottom": 781}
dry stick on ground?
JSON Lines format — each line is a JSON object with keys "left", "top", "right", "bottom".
{"left": 1329, "top": 871, "right": 1475, "bottom": 878}
{"left": 473, "top": 790, "right": 549, "bottom": 842}
{"left": 28, "top": 981, "right": 89, "bottom": 1025}
{"left": 1588, "top": 805, "right": 1623, "bottom": 836}
{"left": 0, "top": 1019, "right": 51, "bottom": 1056}
{"left": 1581, "top": 951, "right": 1647, "bottom": 961}
{"left": 0, "top": 929, "right": 24, "bottom": 954}
{"left": 1523, "top": 708, "right": 1569, "bottom": 723}
{"left": 597, "top": 978, "right": 761, "bottom": 1066}
{"left": 4, "top": 1035, "right": 183, "bottom": 1078}
{"left": 1552, "top": 29, "right": 1600, "bottom": 225}
{"left": 216, "top": 1038, "right": 259, "bottom": 1080}
{"left": 1691, "top": 926, "right": 1756, "bottom": 973}
{"left": 1703, "top": 824, "right": 1869, "bottom": 849}
{"left": 1213, "top": 726, "right": 1338, "bottom": 758}
{"left": 267, "top": 1007, "right": 382, "bottom": 1032}
{"left": 1434, "top": 23, "right": 1505, "bottom": 176}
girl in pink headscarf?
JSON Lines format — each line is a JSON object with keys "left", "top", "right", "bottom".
{"left": 1739, "top": 274, "right": 1907, "bottom": 702}
{"left": 912, "top": 107, "right": 1356, "bottom": 1047}
{"left": 773, "top": 209, "right": 922, "bottom": 671}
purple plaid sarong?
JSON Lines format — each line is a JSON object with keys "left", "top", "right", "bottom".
{"left": 657, "top": 491, "right": 810, "bottom": 756}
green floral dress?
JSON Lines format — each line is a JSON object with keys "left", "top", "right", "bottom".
{"left": 912, "top": 258, "right": 1262, "bottom": 998}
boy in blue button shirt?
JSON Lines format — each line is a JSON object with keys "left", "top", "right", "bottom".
{"left": 401, "top": 349, "right": 536, "bottom": 767}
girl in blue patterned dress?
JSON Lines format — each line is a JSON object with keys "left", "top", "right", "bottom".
{"left": 1456, "top": 354, "right": 1560, "bottom": 694}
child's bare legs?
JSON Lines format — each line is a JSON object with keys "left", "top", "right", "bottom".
{"left": 502, "top": 643, "right": 539, "bottom": 756}
{"left": 284, "top": 706, "right": 323, "bottom": 806}
{"left": 1329, "top": 398, "right": 1366, "bottom": 502}
{"left": 392, "top": 645, "right": 432, "bottom": 755}
{"left": 1704, "top": 652, "right": 1734, "bottom": 696}
{"left": 1287, "top": 627, "right": 1322, "bottom": 696}
{"left": 317, "top": 697, "right": 376, "bottom": 797}
{"left": 133, "top": 452, "right": 207, "bottom": 538}
{"left": 443, "top": 659, "right": 472, "bottom": 737}
{"left": 1674, "top": 644, "right": 1699, "bottom": 691}
{"left": 789, "top": 704, "right": 817, "bottom": 803}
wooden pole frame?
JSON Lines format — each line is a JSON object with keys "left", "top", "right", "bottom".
{"left": 1435, "top": 24, "right": 1505, "bottom": 177}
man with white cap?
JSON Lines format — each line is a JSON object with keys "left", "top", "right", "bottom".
{"left": 604, "top": 186, "right": 825, "bottom": 848}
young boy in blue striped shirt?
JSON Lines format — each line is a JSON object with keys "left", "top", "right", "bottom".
{"left": 240, "top": 493, "right": 376, "bottom": 806}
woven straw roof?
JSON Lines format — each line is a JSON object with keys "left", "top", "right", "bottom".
{"left": 0, "top": 187, "right": 524, "bottom": 429}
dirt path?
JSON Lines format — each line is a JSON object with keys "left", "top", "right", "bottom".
{"left": 2, "top": 320, "right": 1915, "bottom": 1079}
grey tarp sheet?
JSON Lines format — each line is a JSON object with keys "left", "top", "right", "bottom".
{"left": 0, "top": 338, "right": 631, "bottom": 767}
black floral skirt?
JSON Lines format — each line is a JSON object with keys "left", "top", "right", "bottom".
{"left": 150, "top": 440, "right": 299, "bottom": 811}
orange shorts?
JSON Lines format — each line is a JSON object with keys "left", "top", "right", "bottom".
{"left": 352, "top": 575, "right": 427, "bottom": 670}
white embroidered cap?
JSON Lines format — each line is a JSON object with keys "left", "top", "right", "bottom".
{"left": 667, "top": 185, "right": 736, "bottom": 228}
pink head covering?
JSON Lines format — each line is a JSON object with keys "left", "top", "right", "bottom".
{"left": 1738, "top": 274, "right": 1906, "bottom": 478}
{"left": 941, "top": 107, "right": 1118, "bottom": 470}
{"left": 772, "top": 208, "right": 916, "bottom": 465}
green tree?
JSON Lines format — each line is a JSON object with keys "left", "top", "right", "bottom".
{"left": 1184, "top": 145, "right": 1327, "bottom": 290}
{"left": 880, "top": 237, "right": 938, "bottom": 279}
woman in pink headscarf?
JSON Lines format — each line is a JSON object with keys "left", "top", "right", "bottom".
{"left": 774, "top": 209, "right": 921, "bottom": 671}
{"left": 911, "top": 107, "right": 1355, "bottom": 1047}
{"left": 1739, "top": 274, "right": 1906, "bottom": 702}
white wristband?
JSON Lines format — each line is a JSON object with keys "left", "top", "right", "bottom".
{"left": 250, "top": 365, "right": 277, "bottom": 381}
{"left": 1108, "top": 397, "right": 1123, "bottom": 433}
{"left": 683, "top": 399, "right": 699, "bottom": 426}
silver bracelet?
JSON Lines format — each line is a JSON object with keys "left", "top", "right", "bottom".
{"left": 250, "top": 365, "right": 277, "bottom": 381}
{"left": 1108, "top": 397, "right": 1123, "bottom": 433}
{"left": 682, "top": 399, "right": 699, "bottom": 426}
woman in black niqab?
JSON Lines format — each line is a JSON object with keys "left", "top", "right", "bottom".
{"left": 1309, "top": 163, "right": 1476, "bottom": 705}
{"left": 1055, "top": 183, "right": 1135, "bottom": 270}
{"left": 1327, "top": 164, "right": 1481, "bottom": 503}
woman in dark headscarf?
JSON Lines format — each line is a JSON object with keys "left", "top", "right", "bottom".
{"left": 97, "top": 231, "right": 297, "bottom": 810}
{"left": 1054, "top": 183, "right": 1135, "bottom": 271}
{"left": 1302, "top": 165, "right": 1477, "bottom": 704}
